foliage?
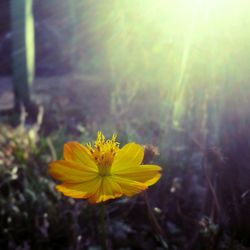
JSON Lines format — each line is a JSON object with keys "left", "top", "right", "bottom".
{"left": 0, "top": 122, "right": 165, "bottom": 249}
{"left": 1, "top": 1, "right": 250, "bottom": 249}
{"left": 0, "top": 91, "right": 250, "bottom": 249}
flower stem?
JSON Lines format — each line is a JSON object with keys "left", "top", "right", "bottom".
{"left": 99, "top": 202, "right": 108, "bottom": 250}
{"left": 143, "top": 192, "right": 169, "bottom": 249}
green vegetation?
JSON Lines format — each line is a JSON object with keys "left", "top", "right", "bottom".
{"left": 0, "top": 0, "right": 250, "bottom": 249}
{"left": 10, "top": 0, "right": 35, "bottom": 110}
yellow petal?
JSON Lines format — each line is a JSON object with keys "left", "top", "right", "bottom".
{"left": 64, "top": 142, "right": 98, "bottom": 171}
{"left": 114, "top": 164, "right": 162, "bottom": 186}
{"left": 49, "top": 160, "right": 98, "bottom": 183}
{"left": 88, "top": 177, "right": 123, "bottom": 204}
{"left": 111, "top": 143, "right": 144, "bottom": 173}
{"left": 110, "top": 176, "right": 148, "bottom": 197}
{"left": 56, "top": 177, "right": 101, "bottom": 199}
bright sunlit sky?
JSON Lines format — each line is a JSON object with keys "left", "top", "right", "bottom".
{"left": 84, "top": 0, "right": 250, "bottom": 121}
{"left": 29, "top": 0, "right": 250, "bottom": 126}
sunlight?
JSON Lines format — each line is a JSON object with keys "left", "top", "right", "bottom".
{"left": 1, "top": 1, "right": 250, "bottom": 248}
{"left": 89, "top": 0, "right": 250, "bottom": 125}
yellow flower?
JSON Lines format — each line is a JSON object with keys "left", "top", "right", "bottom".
{"left": 49, "top": 131, "right": 162, "bottom": 204}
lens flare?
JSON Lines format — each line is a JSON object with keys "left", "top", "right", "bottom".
{"left": 77, "top": 0, "right": 250, "bottom": 126}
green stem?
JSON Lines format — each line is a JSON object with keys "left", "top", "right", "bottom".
{"left": 99, "top": 202, "right": 108, "bottom": 250}
{"left": 11, "top": 0, "right": 35, "bottom": 110}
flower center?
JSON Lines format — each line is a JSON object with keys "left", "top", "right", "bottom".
{"left": 87, "top": 131, "right": 119, "bottom": 176}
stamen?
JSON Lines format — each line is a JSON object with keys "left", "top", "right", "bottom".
{"left": 87, "top": 131, "right": 120, "bottom": 175}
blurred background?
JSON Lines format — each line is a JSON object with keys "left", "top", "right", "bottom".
{"left": 0, "top": 0, "right": 250, "bottom": 249}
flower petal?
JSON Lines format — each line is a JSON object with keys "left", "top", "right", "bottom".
{"left": 111, "top": 143, "right": 144, "bottom": 173}
{"left": 88, "top": 177, "right": 123, "bottom": 204}
{"left": 49, "top": 160, "right": 98, "bottom": 183}
{"left": 114, "top": 164, "right": 162, "bottom": 186}
{"left": 56, "top": 177, "right": 101, "bottom": 199}
{"left": 64, "top": 142, "right": 98, "bottom": 171}
{"left": 110, "top": 176, "right": 148, "bottom": 197}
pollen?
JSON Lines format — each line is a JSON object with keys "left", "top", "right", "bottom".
{"left": 87, "top": 131, "right": 119, "bottom": 176}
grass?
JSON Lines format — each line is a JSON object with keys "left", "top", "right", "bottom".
{"left": 0, "top": 76, "right": 250, "bottom": 249}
